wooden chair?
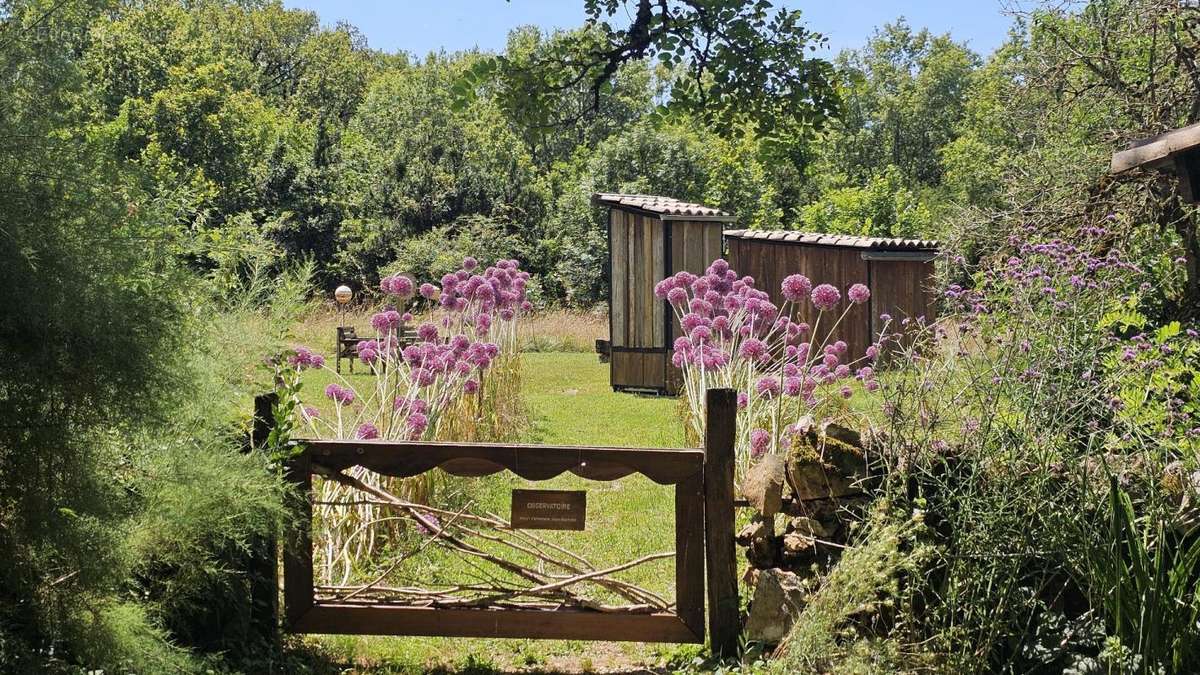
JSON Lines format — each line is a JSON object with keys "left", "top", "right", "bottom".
{"left": 336, "top": 326, "right": 366, "bottom": 374}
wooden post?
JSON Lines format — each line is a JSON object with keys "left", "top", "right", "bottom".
{"left": 703, "top": 388, "right": 739, "bottom": 658}
{"left": 247, "top": 393, "right": 280, "bottom": 646}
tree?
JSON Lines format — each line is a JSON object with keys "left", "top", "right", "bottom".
{"left": 458, "top": 0, "right": 839, "bottom": 144}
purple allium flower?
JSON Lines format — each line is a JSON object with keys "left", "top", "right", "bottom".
{"left": 847, "top": 283, "right": 870, "bottom": 305}
{"left": 783, "top": 376, "right": 802, "bottom": 397}
{"left": 823, "top": 353, "right": 839, "bottom": 369}
{"left": 840, "top": 386, "right": 853, "bottom": 399}
{"left": 419, "top": 282, "right": 438, "bottom": 299}
{"left": 708, "top": 259, "right": 730, "bottom": 276}
{"left": 866, "top": 344, "right": 880, "bottom": 360}
{"left": 464, "top": 379, "right": 480, "bottom": 394}
{"left": 781, "top": 274, "right": 813, "bottom": 302}
{"left": 324, "top": 383, "right": 355, "bottom": 405}
{"left": 738, "top": 338, "right": 768, "bottom": 362}
{"left": 302, "top": 405, "right": 320, "bottom": 419}
{"left": 737, "top": 392, "right": 749, "bottom": 410}
{"left": 463, "top": 256, "right": 479, "bottom": 271}
{"left": 667, "top": 287, "right": 689, "bottom": 306}
{"left": 388, "top": 275, "right": 414, "bottom": 298}
{"left": 417, "top": 322, "right": 439, "bottom": 342}
{"left": 755, "top": 376, "right": 781, "bottom": 399}
{"left": 654, "top": 279, "right": 674, "bottom": 299}
{"left": 879, "top": 313, "right": 892, "bottom": 322}
{"left": 355, "top": 423, "right": 380, "bottom": 440}
{"left": 749, "top": 428, "right": 771, "bottom": 459}
{"left": 407, "top": 412, "right": 428, "bottom": 436}
{"left": 811, "top": 284, "right": 841, "bottom": 311}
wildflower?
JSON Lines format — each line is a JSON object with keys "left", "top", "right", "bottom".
{"left": 355, "top": 423, "right": 380, "bottom": 440}
{"left": 781, "top": 274, "right": 813, "bottom": 302}
{"left": 420, "top": 282, "right": 438, "bottom": 299}
{"left": 783, "top": 376, "right": 802, "bottom": 397}
{"left": 407, "top": 412, "right": 429, "bottom": 435}
{"left": 302, "top": 405, "right": 320, "bottom": 419}
{"left": 324, "top": 384, "right": 355, "bottom": 405}
{"left": 417, "top": 322, "right": 439, "bottom": 342}
{"left": 738, "top": 338, "right": 768, "bottom": 362}
{"left": 749, "top": 429, "right": 771, "bottom": 459}
{"left": 811, "top": 284, "right": 840, "bottom": 311}
{"left": 463, "top": 256, "right": 479, "bottom": 271}
{"left": 667, "top": 287, "right": 689, "bottom": 306}
{"left": 386, "top": 275, "right": 414, "bottom": 298}
{"left": 847, "top": 283, "right": 870, "bottom": 304}
{"left": 737, "top": 392, "right": 749, "bottom": 410}
{"left": 755, "top": 376, "right": 781, "bottom": 399}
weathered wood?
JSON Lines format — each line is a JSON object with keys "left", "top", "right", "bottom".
{"left": 1111, "top": 122, "right": 1200, "bottom": 174}
{"left": 610, "top": 209, "right": 627, "bottom": 348}
{"left": 675, "top": 470, "right": 706, "bottom": 639}
{"left": 703, "top": 388, "right": 740, "bottom": 658}
{"left": 302, "top": 438, "right": 703, "bottom": 485}
{"left": 286, "top": 437, "right": 709, "bottom": 644}
{"left": 247, "top": 394, "right": 280, "bottom": 645}
{"left": 282, "top": 451, "right": 313, "bottom": 627}
{"left": 294, "top": 604, "right": 701, "bottom": 642}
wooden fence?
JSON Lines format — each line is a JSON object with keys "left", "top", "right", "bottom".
{"left": 267, "top": 388, "right": 741, "bottom": 656}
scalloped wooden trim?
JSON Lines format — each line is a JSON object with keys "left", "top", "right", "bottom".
{"left": 300, "top": 439, "right": 704, "bottom": 485}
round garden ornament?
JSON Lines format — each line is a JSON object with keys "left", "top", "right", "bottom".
{"left": 335, "top": 285, "right": 352, "bottom": 304}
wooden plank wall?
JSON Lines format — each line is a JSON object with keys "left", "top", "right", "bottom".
{"left": 868, "top": 260, "right": 937, "bottom": 343}
{"left": 666, "top": 220, "right": 724, "bottom": 393}
{"left": 610, "top": 208, "right": 668, "bottom": 390}
{"left": 728, "top": 240, "right": 873, "bottom": 358}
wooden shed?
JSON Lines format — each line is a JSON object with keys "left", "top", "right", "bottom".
{"left": 595, "top": 193, "right": 736, "bottom": 394}
{"left": 725, "top": 230, "right": 939, "bottom": 358}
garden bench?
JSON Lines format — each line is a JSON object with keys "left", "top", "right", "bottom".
{"left": 336, "top": 325, "right": 420, "bottom": 373}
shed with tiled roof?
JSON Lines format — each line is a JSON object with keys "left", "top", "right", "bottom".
{"left": 593, "top": 193, "right": 732, "bottom": 394}
{"left": 724, "top": 229, "right": 940, "bottom": 358}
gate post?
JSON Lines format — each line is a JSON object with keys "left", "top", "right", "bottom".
{"left": 248, "top": 393, "right": 280, "bottom": 646}
{"left": 703, "top": 388, "right": 739, "bottom": 658}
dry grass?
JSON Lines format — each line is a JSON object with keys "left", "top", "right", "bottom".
{"left": 519, "top": 309, "right": 608, "bottom": 353}
{"left": 293, "top": 303, "right": 609, "bottom": 355}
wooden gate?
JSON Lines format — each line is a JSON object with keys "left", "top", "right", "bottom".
{"left": 278, "top": 389, "right": 740, "bottom": 654}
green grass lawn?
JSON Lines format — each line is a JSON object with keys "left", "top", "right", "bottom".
{"left": 310, "top": 353, "right": 694, "bottom": 674}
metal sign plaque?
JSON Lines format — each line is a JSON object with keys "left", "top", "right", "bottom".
{"left": 510, "top": 489, "right": 587, "bottom": 531}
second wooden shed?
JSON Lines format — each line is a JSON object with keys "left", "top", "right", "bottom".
{"left": 595, "top": 193, "right": 736, "bottom": 394}
{"left": 725, "top": 230, "right": 939, "bottom": 358}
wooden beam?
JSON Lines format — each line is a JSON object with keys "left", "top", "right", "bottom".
{"left": 302, "top": 439, "right": 704, "bottom": 486}
{"left": 282, "top": 452, "right": 313, "bottom": 628}
{"left": 294, "top": 604, "right": 702, "bottom": 642}
{"left": 703, "top": 388, "right": 740, "bottom": 658}
{"left": 1111, "top": 122, "right": 1200, "bottom": 174}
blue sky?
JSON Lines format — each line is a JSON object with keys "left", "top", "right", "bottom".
{"left": 282, "top": 1, "right": 1014, "bottom": 59}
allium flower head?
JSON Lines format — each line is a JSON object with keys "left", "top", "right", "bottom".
{"left": 464, "top": 379, "right": 480, "bottom": 394}
{"left": 407, "top": 412, "right": 428, "bottom": 435}
{"left": 750, "top": 428, "right": 770, "bottom": 459}
{"left": 355, "top": 423, "right": 380, "bottom": 440}
{"left": 667, "top": 287, "right": 689, "bottom": 306}
{"left": 737, "top": 392, "right": 749, "bottom": 409}
{"left": 847, "top": 283, "right": 870, "bottom": 304}
{"left": 755, "top": 376, "right": 781, "bottom": 399}
{"left": 781, "top": 274, "right": 813, "bottom": 302}
{"left": 463, "top": 256, "right": 479, "bottom": 271}
{"left": 419, "top": 282, "right": 438, "bottom": 299}
{"left": 811, "top": 284, "right": 841, "bottom": 311}
{"left": 417, "top": 322, "right": 439, "bottom": 342}
{"left": 324, "top": 383, "right": 355, "bottom": 405}
{"left": 738, "top": 338, "right": 768, "bottom": 362}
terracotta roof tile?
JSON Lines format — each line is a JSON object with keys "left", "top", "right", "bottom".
{"left": 723, "top": 229, "right": 938, "bottom": 251}
{"left": 592, "top": 193, "right": 736, "bottom": 220}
